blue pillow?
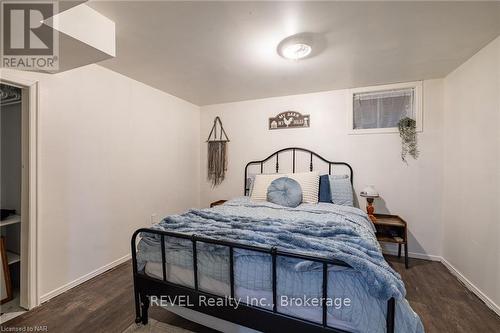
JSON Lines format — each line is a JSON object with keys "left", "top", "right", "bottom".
{"left": 319, "top": 175, "right": 332, "bottom": 202}
{"left": 267, "top": 177, "right": 302, "bottom": 208}
{"left": 328, "top": 175, "right": 353, "bottom": 206}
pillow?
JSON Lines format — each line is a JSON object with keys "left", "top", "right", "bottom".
{"left": 247, "top": 173, "right": 279, "bottom": 196}
{"left": 287, "top": 171, "right": 320, "bottom": 203}
{"left": 319, "top": 175, "right": 332, "bottom": 203}
{"left": 250, "top": 174, "right": 287, "bottom": 201}
{"left": 328, "top": 175, "right": 353, "bottom": 206}
{"left": 267, "top": 177, "right": 302, "bottom": 208}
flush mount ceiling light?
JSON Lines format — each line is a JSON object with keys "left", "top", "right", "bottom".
{"left": 277, "top": 33, "right": 313, "bottom": 60}
{"left": 282, "top": 43, "right": 311, "bottom": 60}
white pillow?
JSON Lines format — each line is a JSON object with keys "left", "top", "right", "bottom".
{"left": 250, "top": 174, "right": 287, "bottom": 201}
{"left": 247, "top": 173, "right": 277, "bottom": 196}
{"left": 287, "top": 171, "right": 320, "bottom": 203}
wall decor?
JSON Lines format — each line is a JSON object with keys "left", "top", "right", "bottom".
{"left": 269, "top": 111, "right": 310, "bottom": 130}
{"left": 206, "top": 116, "right": 230, "bottom": 187}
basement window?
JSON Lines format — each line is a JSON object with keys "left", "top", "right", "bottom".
{"left": 348, "top": 81, "right": 422, "bottom": 134}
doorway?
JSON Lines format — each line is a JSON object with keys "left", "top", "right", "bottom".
{"left": 1, "top": 83, "right": 24, "bottom": 321}
{"left": 0, "top": 76, "right": 39, "bottom": 322}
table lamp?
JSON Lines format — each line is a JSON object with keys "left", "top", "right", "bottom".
{"left": 360, "top": 185, "right": 379, "bottom": 223}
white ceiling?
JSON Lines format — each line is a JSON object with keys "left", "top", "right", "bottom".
{"left": 89, "top": 1, "right": 500, "bottom": 106}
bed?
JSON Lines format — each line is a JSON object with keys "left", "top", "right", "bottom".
{"left": 131, "top": 148, "right": 424, "bottom": 333}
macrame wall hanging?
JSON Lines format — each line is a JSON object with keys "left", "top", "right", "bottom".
{"left": 206, "top": 116, "right": 230, "bottom": 187}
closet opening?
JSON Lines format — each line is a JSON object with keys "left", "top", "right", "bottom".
{"left": 1, "top": 81, "right": 35, "bottom": 323}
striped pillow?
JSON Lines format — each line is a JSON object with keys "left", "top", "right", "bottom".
{"left": 287, "top": 171, "right": 320, "bottom": 203}
{"left": 250, "top": 174, "right": 287, "bottom": 201}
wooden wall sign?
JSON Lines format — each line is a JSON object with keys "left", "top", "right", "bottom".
{"left": 269, "top": 111, "right": 310, "bottom": 130}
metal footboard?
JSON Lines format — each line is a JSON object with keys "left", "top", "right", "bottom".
{"left": 131, "top": 228, "right": 396, "bottom": 333}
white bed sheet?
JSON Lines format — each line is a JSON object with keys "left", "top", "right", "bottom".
{"left": 145, "top": 262, "right": 358, "bottom": 333}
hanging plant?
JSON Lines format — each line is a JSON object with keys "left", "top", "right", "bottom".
{"left": 398, "top": 117, "right": 419, "bottom": 163}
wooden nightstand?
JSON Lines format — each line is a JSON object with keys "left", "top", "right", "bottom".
{"left": 373, "top": 214, "right": 409, "bottom": 268}
{"left": 210, "top": 200, "right": 227, "bottom": 208}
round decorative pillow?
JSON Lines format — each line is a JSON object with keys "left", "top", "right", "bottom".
{"left": 266, "top": 177, "right": 303, "bottom": 208}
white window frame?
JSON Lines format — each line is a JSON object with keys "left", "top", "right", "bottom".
{"left": 347, "top": 81, "right": 423, "bottom": 135}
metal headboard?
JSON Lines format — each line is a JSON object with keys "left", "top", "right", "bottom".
{"left": 244, "top": 147, "right": 353, "bottom": 195}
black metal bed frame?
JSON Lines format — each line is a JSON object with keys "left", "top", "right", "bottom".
{"left": 244, "top": 147, "right": 353, "bottom": 196}
{"left": 132, "top": 147, "right": 396, "bottom": 333}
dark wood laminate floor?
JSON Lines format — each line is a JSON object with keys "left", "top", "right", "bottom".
{"left": 2, "top": 257, "right": 499, "bottom": 333}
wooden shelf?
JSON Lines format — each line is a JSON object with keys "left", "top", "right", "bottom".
{"left": 373, "top": 213, "right": 409, "bottom": 268}
{"left": 0, "top": 215, "right": 21, "bottom": 228}
{"left": 7, "top": 251, "right": 20, "bottom": 265}
{"left": 377, "top": 235, "right": 405, "bottom": 244}
{"left": 373, "top": 214, "right": 406, "bottom": 227}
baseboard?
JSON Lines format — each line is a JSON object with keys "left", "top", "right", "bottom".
{"left": 39, "top": 254, "right": 131, "bottom": 304}
{"left": 382, "top": 248, "right": 442, "bottom": 261}
{"left": 383, "top": 249, "right": 499, "bottom": 315}
{"left": 441, "top": 258, "right": 500, "bottom": 316}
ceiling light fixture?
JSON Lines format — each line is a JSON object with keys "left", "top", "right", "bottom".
{"left": 282, "top": 43, "right": 311, "bottom": 60}
{"left": 277, "top": 34, "right": 313, "bottom": 60}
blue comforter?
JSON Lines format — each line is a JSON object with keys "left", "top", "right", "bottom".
{"left": 137, "top": 197, "right": 424, "bottom": 333}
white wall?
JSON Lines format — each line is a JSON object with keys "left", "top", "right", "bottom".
{"left": 1, "top": 65, "right": 200, "bottom": 300}
{"left": 443, "top": 36, "right": 500, "bottom": 310}
{"left": 200, "top": 79, "right": 444, "bottom": 258}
